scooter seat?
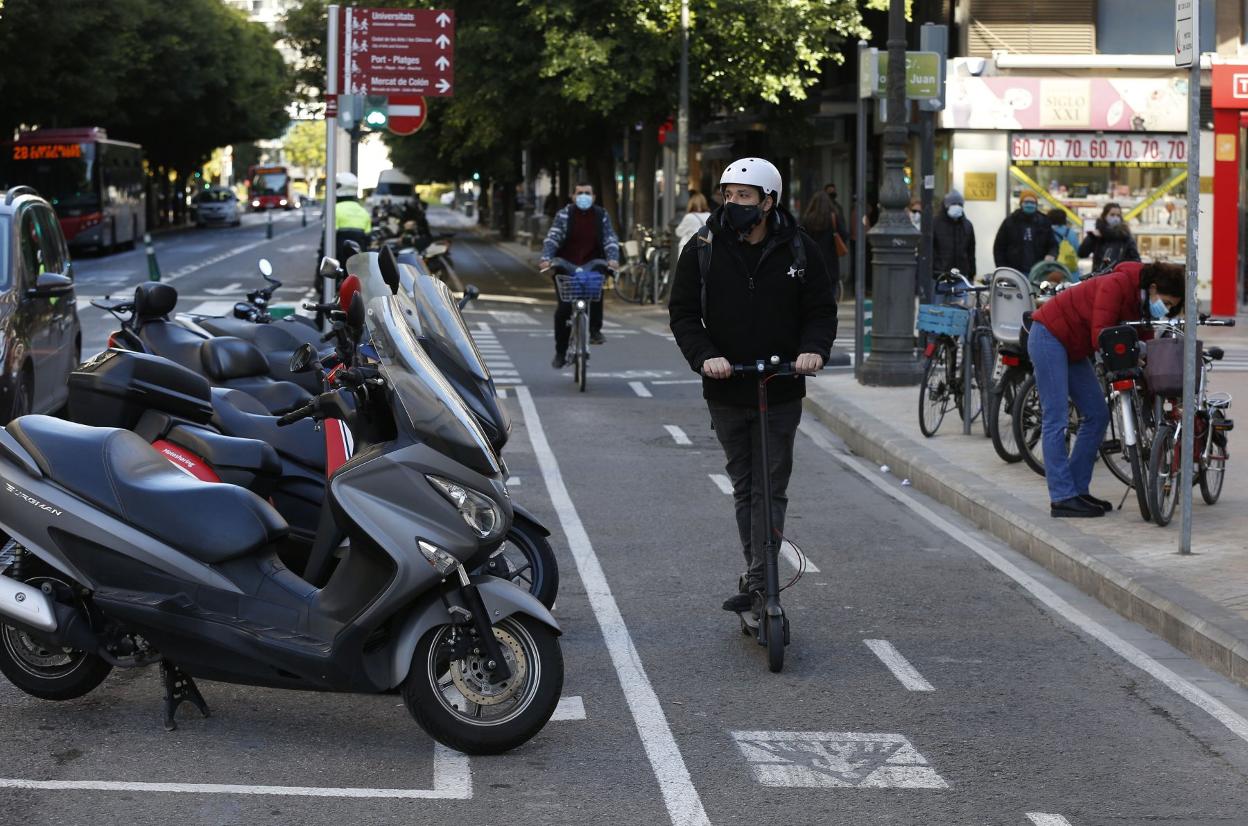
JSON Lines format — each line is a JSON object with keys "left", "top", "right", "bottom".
{"left": 210, "top": 388, "right": 327, "bottom": 472}
{"left": 7, "top": 416, "right": 288, "bottom": 564}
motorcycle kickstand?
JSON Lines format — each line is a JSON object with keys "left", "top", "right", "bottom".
{"left": 161, "top": 659, "right": 210, "bottom": 732}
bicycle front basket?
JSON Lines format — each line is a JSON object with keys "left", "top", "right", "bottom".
{"left": 917, "top": 304, "right": 971, "bottom": 338}
{"left": 555, "top": 271, "right": 604, "bottom": 302}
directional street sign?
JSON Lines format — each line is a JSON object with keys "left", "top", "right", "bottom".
{"left": 339, "top": 7, "right": 455, "bottom": 98}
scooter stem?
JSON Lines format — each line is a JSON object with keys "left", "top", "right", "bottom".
{"left": 755, "top": 365, "right": 782, "bottom": 611}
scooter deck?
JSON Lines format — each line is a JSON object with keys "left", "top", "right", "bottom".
{"left": 738, "top": 610, "right": 761, "bottom": 638}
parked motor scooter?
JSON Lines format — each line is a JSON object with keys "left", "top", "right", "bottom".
{"left": 0, "top": 289, "right": 563, "bottom": 753}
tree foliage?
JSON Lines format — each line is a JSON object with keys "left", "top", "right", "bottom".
{"left": 0, "top": 0, "right": 293, "bottom": 173}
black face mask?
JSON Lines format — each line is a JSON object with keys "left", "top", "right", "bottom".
{"left": 724, "top": 202, "right": 764, "bottom": 235}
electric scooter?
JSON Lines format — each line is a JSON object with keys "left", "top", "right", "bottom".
{"left": 730, "top": 356, "right": 797, "bottom": 673}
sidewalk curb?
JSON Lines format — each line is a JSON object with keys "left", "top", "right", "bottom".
{"left": 803, "top": 389, "right": 1248, "bottom": 688}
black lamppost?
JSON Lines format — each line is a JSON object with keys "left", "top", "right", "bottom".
{"left": 859, "top": 0, "right": 922, "bottom": 386}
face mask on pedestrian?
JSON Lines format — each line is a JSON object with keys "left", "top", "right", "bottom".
{"left": 909, "top": 209, "right": 921, "bottom": 229}
{"left": 1106, "top": 215, "right": 1122, "bottom": 227}
{"left": 1149, "top": 297, "right": 1169, "bottom": 319}
{"left": 1021, "top": 200, "right": 1038, "bottom": 215}
{"left": 574, "top": 193, "right": 593, "bottom": 210}
{"left": 723, "top": 201, "right": 765, "bottom": 234}
{"left": 947, "top": 205, "right": 964, "bottom": 219}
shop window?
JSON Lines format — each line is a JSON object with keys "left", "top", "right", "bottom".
{"left": 1097, "top": 0, "right": 1215, "bottom": 55}
{"left": 967, "top": 0, "right": 1094, "bottom": 57}
{"left": 1008, "top": 133, "right": 1188, "bottom": 269}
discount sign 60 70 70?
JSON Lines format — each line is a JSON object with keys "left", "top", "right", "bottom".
{"left": 341, "top": 7, "right": 455, "bottom": 97}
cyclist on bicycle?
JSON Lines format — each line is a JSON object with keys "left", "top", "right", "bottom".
{"left": 668, "top": 157, "right": 837, "bottom": 618}
{"left": 539, "top": 182, "right": 619, "bottom": 368}
{"left": 1029, "top": 261, "right": 1184, "bottom": 517}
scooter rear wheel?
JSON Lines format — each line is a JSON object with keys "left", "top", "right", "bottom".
{"left": 404, "top": 615, "right": 563, "bottom": 755}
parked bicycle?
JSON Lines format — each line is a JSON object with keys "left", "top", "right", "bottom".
{"left": 917, "top": 270, "right": 995, "bottom": 438}
{"left": 613, "top": 227, "right": 673, "bottom": 305}
{"left": 1144, "top": 317, "right": 1236, "bottom": 526}
{"left": 545, "top": 257, "right": 608, "bottom": 392}
{"left": 985, "top": 267, "right": 1033, "bottom": 463}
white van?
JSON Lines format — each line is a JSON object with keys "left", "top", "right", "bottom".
{"left": 367, "top": 169, "right": 416, "bottom": 211}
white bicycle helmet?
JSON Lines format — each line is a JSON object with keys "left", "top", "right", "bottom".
{"left": 719, "top": 157, "right": 783, "bottom": 200}
{"left": 335, "top": 171, "right": 359, "bottom": 198}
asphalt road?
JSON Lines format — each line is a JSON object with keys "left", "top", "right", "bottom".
{"left": 3, "top": 219, "right": 1248, "bottom": 825}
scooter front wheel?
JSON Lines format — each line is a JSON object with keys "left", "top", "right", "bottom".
{"left": 404, "top": 615, "right": 563, "bottom": 755}
{"left": 766, "top": 614, "right": 786, "bottom": 673}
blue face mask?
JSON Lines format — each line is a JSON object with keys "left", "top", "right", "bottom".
{"left": 1149, "top": 298, "right": 1169, "bottom": 319}
{"left": 1021, "top": 201, "right": 1037, "bottom": 215}
{"left": 574, "top": 194, "right": 594, "bottom": 210}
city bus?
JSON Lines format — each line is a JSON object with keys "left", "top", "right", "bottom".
{"left": 247, "top": 165, "right": 296, "bottom": 211}
{"left": 0, "top": 127, "right": 146, "bottom": 252}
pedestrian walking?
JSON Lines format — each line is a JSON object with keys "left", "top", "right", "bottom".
{"left": 668, "top": 157, "right": 837, "bottom": 619}
{"left": 539, "top": 181, "right": 620, "bottom": 367}
{"left": 1078, "top": 202, "right": 1140, "bottom": 274}
{"left": 823, "top": 182, "right": 848, "bottom": 242}
{"left": 674, "top": 191, "right": 711, "bottom": 253}
{"left": 799, "top": 191, "right": 845, "bottom": 300}
{"left": 1028, "top": 261, "right": 1184, "bottom": 518}
{"left": 1048, "top": 207, "right": 1080, "bottom": 273}
{"left": 993, "top": 189, "right": 1057, "bottom": 274}
{"left": 931, "top": 189, "right": 976, "bottom": 279}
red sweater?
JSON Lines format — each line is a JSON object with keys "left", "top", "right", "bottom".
{"left": 1032, "top": 262, "right": 1146, "bottom": 362}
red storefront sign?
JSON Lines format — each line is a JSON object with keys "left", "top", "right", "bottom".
{"left": 1208, "top": 65, "right": 1248, "bottom": 315}
{"left": 340, "top": 8, "right": 455, "bottom": 97}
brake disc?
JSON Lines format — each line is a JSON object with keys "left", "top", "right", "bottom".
{"left": 449, "top": 626, "right": 528, "bottom": 706}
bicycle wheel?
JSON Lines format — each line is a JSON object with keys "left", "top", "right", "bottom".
{"left": 974, "top": 332, "right": 995, "bottom": 438}
{"left": 1098, "top": 397, "right": 1134, "bottom": 487}
{"left": 989, "top": 370, "right": 1025, "bottom": 463}
{"left": 1013, "top": 374, "right": 1046, "bottom": 476}
{"left": 612, "top": 264, "right": 645, "bottom": 304}
{"left": 1199, "top": 412, "right": 1228, "bottom": 504}
{"left": 918, "top": 342, "right": 953, "bottom": 437}
{"left": 1147, "top": 423, "right": 1179, "bottom": 526}
{"left": 953, "top": 341, "right": 986, "bottom": 430}
{"left": 577, "top": 312, "right": 589, "bottom": 392}
{"left": 1129, "top": 397, "right": 1154, "bottom": 521}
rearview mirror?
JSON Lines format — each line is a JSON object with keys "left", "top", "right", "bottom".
{"left": 258, "top": 258, "right": 274, "bottom": 278}
{"left": 288, "top": 342, "right": 317, "bottom": 374}
{"left": 347, "top": 292, "right": 366, "bottom": 338}
{"left": 379, "top": 245, "right": 400, "bottom": 295}
{"left": 28, "top": 272, "right": 73, "bottom": 299}
{"left": 318, "top": 256, "right": 341, "bottom": 278}
{"left": 457, "top": 284, "right": 480, "bottom": 311}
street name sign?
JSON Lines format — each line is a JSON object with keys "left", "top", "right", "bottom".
{"left": 340, "top": 8, "right": 455, "bottom": 97}
{"left": 876, "top": 52, "right": 942, "bottom": 100}
{"left": 1175, "top": 0, "right": 1197, "bottom": 68}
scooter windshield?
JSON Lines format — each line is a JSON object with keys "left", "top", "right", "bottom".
{"left": 364, "top": 293, "right": 502, "bottom": 477}
{"left": 406, "top": 268, "right": 491, "bottom": 382}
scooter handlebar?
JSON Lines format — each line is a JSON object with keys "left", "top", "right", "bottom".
{"left": 276, "top": 401, "right": 315, "bottom": 427}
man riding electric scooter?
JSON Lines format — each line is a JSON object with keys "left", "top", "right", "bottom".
{"left": 667, "top": 157, "right": 838, "bottom": 669}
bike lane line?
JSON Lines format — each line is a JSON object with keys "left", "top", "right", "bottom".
{"left": 514, "top": 385, "right": 712, "bottom": 826}
{"left": 863, "top": 639, "right": 936, "bottom": 692}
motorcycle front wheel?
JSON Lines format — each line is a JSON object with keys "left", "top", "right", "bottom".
{"left": 404, "top": 615, "right": 563, "bottom": 755}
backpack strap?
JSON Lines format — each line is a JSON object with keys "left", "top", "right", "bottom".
{"left": 695, "top": 224, "right": 714, "bottom": 318}
{"left": 789, "top": 229, "right": 808, "bottom": 282}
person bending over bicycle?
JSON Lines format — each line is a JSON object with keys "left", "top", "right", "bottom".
{"left": 668, "top": 157, "right": 837, "bottom": 618}
{"left": 539, "top": 181, "right": 620, "bottom": 368}
{"left": 1029, "top": 261, "right": 1184, "bottom": 518}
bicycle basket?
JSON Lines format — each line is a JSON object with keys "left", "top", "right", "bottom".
{"left": 1144, "top": 336, "right": 1199, "bottom": 398}
{"left": 917, "top": 304, "right": 971, "bottom": 338}
{"left": 555, "top": 271, "right": 604, "bottom": 302}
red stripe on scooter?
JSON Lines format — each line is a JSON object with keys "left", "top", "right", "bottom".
{"left": 152, "top": 440, "right": 221, "bottom": 483}
{"left": 324, "top": 418, "right": 351, "bottom": 476}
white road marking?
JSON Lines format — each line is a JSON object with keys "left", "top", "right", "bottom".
{"left": 184, "top": 301, "right": 237, "bottom": 317}
{"left": 863, "top": 639, "right": 935, "bottom": 692}
{"left": 489, "top": 369, "right": 520, "bottom": 377}
{"left": 709, "top": 474, "right": 733, "bottom": 495}
{"left": 780, "top": 541, "right": 820, "bottom": 574}
{"left": 504, "top": 476, "right": 520, "bottom": 486}
{"left": 159, "top": 226, "right": 307, "bottom": 284}
{"left": 663, "top": 425, "right": 692, "bottom": 445}
{"left": 0, "top": 744, "right": 470, "bottom": 799}
{"left": 493, "top": 377, "right": 523, "bottom": 385}
{"left": 651, "top": 379, "right": 703, "bottom": 385}
{"left": 488, "top": 310, "right": 537, "bottom": 325}
{"left": 731, "top": 731, "right": 946, "bottom": 789}
{"left": 475, "top": 293, "right": 549, "bottom": 305}
{"left": 551, "top": 695, "right": 587, "bottom": 721}
{"left": 799, "top": 419, "right": 1248, "bottom": 745}
{"left": 629, "top": 381, "right": 653, "bottom": 398}
{"left": 203, "top": 282, "right": 243, "bottom": 296}
{"left": 495, "top": 388, "right": 508, "bottom": 399}
{"left": 515, "top": 386, "right": 710, "bottom": 826}
{"left": 1026, "top": 815, "right": 1073, "bottom": 826}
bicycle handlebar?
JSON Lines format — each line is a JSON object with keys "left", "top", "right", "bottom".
{"left": 541, "top": 257, "right": 611, "bottom": 275}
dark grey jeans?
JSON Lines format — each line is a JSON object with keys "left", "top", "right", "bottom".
{"left": 708, "top": 399, "right": 803, "bottom": 592}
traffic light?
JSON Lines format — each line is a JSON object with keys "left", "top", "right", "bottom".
{"left": 363, "top": 96, "right": 389, "bottom": 129}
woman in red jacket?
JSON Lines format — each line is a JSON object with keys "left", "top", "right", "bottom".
{"left": 1028, "top": 261, "right": 1185, "bottom": 517}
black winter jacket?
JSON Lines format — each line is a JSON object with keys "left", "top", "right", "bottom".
{"left": 992, "top": 209, "right": 1058, "bottom": 273}
{"left": 1077, "top": 222, "right": 1140, "bottom": 273}
{"left": 931, "top": 213, "right": 976, "bottom": 278}
{"left": 668, "top": 205, "right": 838, "bottom": 407}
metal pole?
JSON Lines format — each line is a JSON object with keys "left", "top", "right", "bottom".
{"left": 919, "top": 109, "right": 935, "bottom": 302}
{"left": 1179, "top": 17, "right": 1201, "bottom": 555}
{"left": 323, "top": 4, "right": 339, "bottom": 312}
{"left": 854, "top": 40, "right": 868, "bottom": 379}
{"left": 675, "top": 0, "right": 690, "bottom": 214}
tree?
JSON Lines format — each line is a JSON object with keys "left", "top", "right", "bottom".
{"left": 283, "top": 121, "right": 327, "bottom": 198}
{"left": 0, "top": 0, "right": 294, "bottom": 223}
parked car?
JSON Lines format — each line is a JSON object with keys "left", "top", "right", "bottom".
{"left": 0, "top": 186, "right": 83, "bottom": 420}
{"left": 194, "top": 187, "right": 242, "bottom": 228}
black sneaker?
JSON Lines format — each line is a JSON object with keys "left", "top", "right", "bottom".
{"left": 590, "top": 332, "right": 606, "bottom": 345}
{"left": 722, "top": 592, "right": 752, "bottom": 613}
{"left": 551, "top": 352, "right": 566, "bottom": 369}
{"left": 1079, "top": 494, "right": 1113, "bottom": 512}
{"left": 1051, "top": 496, "right": 1104, "bottom": 518}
